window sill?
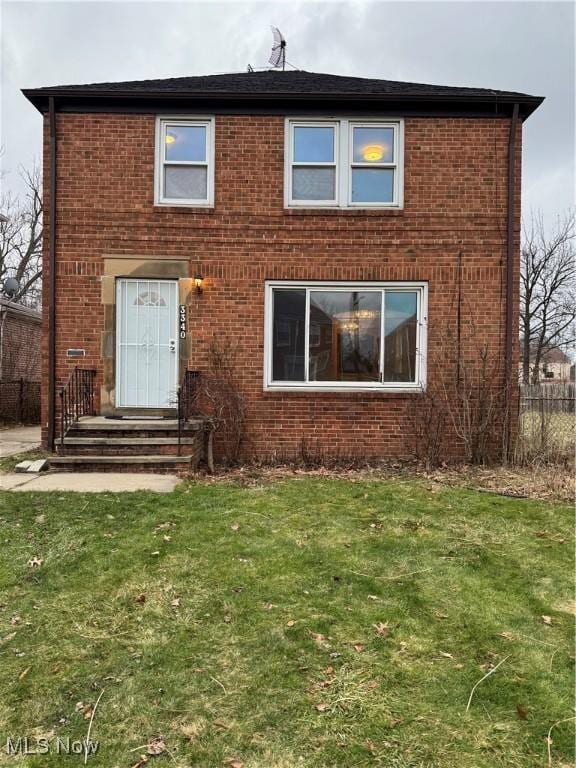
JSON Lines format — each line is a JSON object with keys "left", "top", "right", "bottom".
{"left": 284, "top": 207, "right": 404, "bottom": 217}
{"left": 263, "top": 384, "right": 424, "bottom": 395}
{"left": 153, "top": 204, "right": 215, "bottom": 214}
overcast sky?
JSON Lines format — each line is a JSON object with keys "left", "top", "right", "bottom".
{"left": 1, "top": 0, "right": 574, "bottom": 229}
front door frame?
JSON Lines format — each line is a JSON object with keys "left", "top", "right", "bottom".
{"left": 98, "top": 256, "right": 193, "bottom": 418}
{"left": 115, "top": 277, "right": 179, "bottom": 411}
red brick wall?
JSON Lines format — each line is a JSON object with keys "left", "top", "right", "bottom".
{"left": 1, "top": 308, "right": 41, "bottom": 381}
{"left": 41, "top": 112, "right": 522, "bottom": 461}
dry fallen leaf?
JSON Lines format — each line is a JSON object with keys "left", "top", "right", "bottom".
{"left": 213, "top": 719, "right": 230, "bottom": 729}
{"left": 223, "top": 615, "right": 231, "bottom": 624}
{"left": 135, "top": 594, "right": 146, "bottom": 605}
{"left": 170, "top": 598, "right": 181, "bottom": 608}
{"left": 10, "top": 616, "right": 21, "bottom": 625}
{"left": 223, "top": 758, "right": 244, "bottom": 768}
{"left": 439, "top": 651, "right": 454, "bottom": 659}
{"left": 315, "top": 702, "right": 329, "bottom": 712}
{"left": 27, "top": 556, "right": 43, "bottom": 568}
{"left": 541, "top": 615, "right": 553, "bottom": 626}
{"left": 131, "top": 756, "right": 148, "bottom": 768}
{"left": 162, "top": 535, "right": 172, "bottom": 543}
{"left": 353, "top": 643, "right": 365, "bottom": 653}
{"left": 230, "top": 523, "right": 240, "bottom": 532}
{"left": 146, "top": 737, "right": 166, "bottom": 756}
{"left": 516, "top": 704, "right": 529, "bottom": 720}
{"left": 323, "top": 665, "right": 334, "bottom": 676}
{"left": 373, "top": 622, "right": 390, "bottom": 637}
{"left": 497, "top": 631, "right": 514, "bottom": 641}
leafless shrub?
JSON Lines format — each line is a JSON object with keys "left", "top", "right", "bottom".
{"left": 407, "top": 388, "right": 447, "bottom": 470}
{"left": 196, "top": 338, "right": 247, "bottom": 465}
{"left": 410, "top": 282, "right": 507, "bottom": 467}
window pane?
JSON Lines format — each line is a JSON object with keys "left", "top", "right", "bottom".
{"left": 352, "top": 127, "right": 394, "bottom": 163}
{"left": 164, "top": 166, "right": 207, "bottom": 200}
{"left": 351, "top": 168, "right": 394, "bottom": 203}
{"left": 309, "top": 291, "right": 381, "bottom": 382}
{"left": 293, "top": 126, "right": 334, "bottom": 162}
{"left": 272, "top": 290, "right": 306, "bottom": 381}
{"left": 165, "top": 124, "right": 206, "bottom": 162}
{"left": 293, "top": 167, "right": 336, "bottom": 201}
{"left": 384, "top": 292, "right": 418, "bottom": 382}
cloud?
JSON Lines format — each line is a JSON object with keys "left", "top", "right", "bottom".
{"left": 1, "top": 0, "right": 574, "bottom": 228}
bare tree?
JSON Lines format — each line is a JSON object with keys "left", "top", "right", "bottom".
{"left": 0, "top": 165, "right": 43, "bottom": 308}
{"left": 520, "top": 212, "right": 575, "bottom": 384}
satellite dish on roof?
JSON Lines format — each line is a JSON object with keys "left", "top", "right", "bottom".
{"left": 2, "top": 277, "right": 19, "bottom": 298}
{"left": 269, "top": 26, "right": 287, "bottom": 71}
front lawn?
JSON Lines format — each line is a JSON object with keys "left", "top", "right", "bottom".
{"left": 0, "top": 478, "right": 573, "bottom": 767}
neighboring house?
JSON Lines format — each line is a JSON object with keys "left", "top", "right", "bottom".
{"left": 0, "top": 297, "right": 42, "bottom": 424}
{"left": 0, "top": 297, "right": 41, "bottom": 382}
{"left": 520, "top": 347, "right": 573, "bottom": 383}
{"left": 22, "top": 70, "right": 543, "bottom": 470}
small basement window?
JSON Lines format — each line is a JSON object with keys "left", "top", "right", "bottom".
{"left": 155, "top": 118, "right": 214, "bottom": 206}
{"left": 264, "top": 281, "right": 427, "bottom": 392}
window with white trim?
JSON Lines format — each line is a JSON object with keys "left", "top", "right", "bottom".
{"left": 286, "top": 119, "right": 403, "bottom": 208}
{"left": 265, "top": 282, "right": 426, "bottom": 391}
{"left": 155, "top": 118, "right": 214, "bottom": 206}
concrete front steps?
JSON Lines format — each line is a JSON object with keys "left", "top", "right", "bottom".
{"left": 52, "top": 416, "right": 206, "bottom": 475}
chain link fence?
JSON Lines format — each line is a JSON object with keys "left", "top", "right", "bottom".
{"left": 516, "top": 383, "right": 575, "bottom": 464}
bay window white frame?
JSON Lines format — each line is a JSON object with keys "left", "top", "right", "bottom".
{"left": 155, "top": 116, "right": 215, "bottom": 207}
{"left": 264, "top": 280, "right": 427, "bottom": 392}
{"left": 285, "top": 118, "right": 404, "bottom": 209}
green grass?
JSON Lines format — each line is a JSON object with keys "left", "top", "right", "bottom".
{"left": 0, "top": 450, "right": 46, "bottom": 474}
{"left": 0, "top": 478, "right": 573, "bottom": 767}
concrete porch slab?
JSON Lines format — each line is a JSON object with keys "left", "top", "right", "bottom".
{"left": 1, "top": 472, "right": 181, "bottom": 493}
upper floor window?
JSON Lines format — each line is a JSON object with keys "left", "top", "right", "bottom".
{"left": 155, "top": 118, "right": 214, "bottom": 206}
{"left": 285, "top": 119, "right": 403, "bottom": 209}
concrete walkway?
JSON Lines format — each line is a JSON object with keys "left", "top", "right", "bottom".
{"left": 0, "top": 426, "right": 41, "bottom": 457}
{"left": 0, "top": 472, "right": 181, "bottom": 493}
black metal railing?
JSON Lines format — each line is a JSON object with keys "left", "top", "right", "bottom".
{"left": 177, "top": 370, "right": 200, "bottom": 455}
{"left": 58, "top": 368, "right": 96, "bottom": 453}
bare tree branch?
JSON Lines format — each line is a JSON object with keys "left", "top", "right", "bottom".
{"left": 520, "top": 212, "right": 575, "bottom": 384}
{"left": 0, "top": 164, "right": 43, "bottom": 308}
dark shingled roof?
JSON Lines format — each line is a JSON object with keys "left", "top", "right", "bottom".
{"left": 22, "top": 70, "right": 544, "bottom": 117}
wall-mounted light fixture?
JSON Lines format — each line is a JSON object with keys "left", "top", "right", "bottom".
{"left": 194, "top": 274, "right": 204, "bottom": 295}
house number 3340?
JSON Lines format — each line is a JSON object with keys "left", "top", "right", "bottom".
{"left": 179, "top": 305, "right": 187, "bottom": 340}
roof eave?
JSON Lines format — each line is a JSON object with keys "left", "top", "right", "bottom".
{"left": 21, "top": 88, "right": 545, "bottom": 119}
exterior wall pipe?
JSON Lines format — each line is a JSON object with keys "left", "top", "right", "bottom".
{"left": 47, "top": 96, "right": 57, "bottom": 450}
{"left": 505, "top": 102, "right": 520, "bottom": 451}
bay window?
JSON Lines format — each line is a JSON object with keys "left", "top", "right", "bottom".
{"left": 265, "top": 281, "right": 427, "bottom": 391}
{"left": 286, "top": 119, "right": 403, "bottom": 208}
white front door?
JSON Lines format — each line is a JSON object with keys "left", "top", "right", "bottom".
{"left": 116, "top": 278, "right": 179, "bottom": 408}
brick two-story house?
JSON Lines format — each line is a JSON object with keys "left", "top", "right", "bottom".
{"left": 23, "top": 71, "right": 542, "bottom": 471}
